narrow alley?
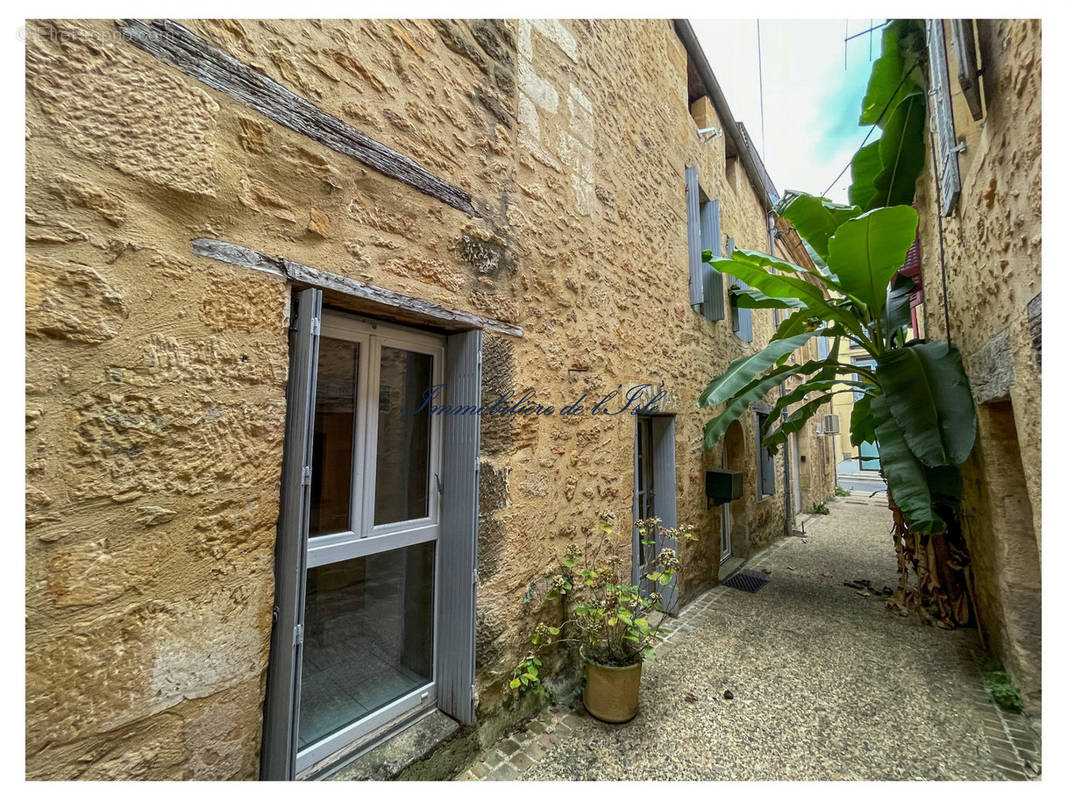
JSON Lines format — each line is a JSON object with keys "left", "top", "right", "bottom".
{"left": 461, "top": 496, "right": 1040, "bottom": 781}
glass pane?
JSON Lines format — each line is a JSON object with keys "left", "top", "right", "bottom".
{"left": 374, "top": 347, "right": 433, "bottom": 526}
{"left": 297, "top": 542, "right": 435, "bottom": 749}
{"left": 310, "top": 337, "right": 358, "bottom": 536}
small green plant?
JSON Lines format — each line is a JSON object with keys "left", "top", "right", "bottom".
{"left": 834, "top": 486, "right": 852, "bottom": 497}
{"left": 508, "top": 516, "right": 697, "bottom": 696}
{"left": 812, "top": 501, "right": 831, "bottom": 515}
{"left": 977, "top": 654, "right": 1025, "bottom": 712}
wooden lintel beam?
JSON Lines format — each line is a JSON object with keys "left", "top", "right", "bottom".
{"left": 190, "top": 238, "right": 523, "bottom": 338}
{"left": 117, "top": 19, "right": 480, "bottom": 218}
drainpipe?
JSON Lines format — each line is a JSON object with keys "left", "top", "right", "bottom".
{"left": 769, "top": 213, "right": 794, "bottom": 536}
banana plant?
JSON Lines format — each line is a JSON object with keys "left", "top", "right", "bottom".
{"left": 698, "top": 198, "right": 976, "bottom": 534}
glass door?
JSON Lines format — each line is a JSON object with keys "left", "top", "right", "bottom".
{"left": 295, "top": 311, "right": 444, "bottom": 772}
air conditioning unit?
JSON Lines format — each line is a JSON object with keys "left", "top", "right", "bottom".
{"left": 822, "top": 414, "right": 840, "bottom": 435}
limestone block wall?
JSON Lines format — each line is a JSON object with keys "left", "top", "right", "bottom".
{"left": 25, "top": 18, "right": 823, "bottom": 779}
{"left": 914, "top": 19, "right": 1041, "bottom": 704}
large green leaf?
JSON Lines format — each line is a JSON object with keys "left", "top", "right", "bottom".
{"left": 763, "top": 394, "right": 835, "bottom": 454}
{"left": 925, "top": 464, "right": 963, "bottom": 511}
{"left": 872, "top": 92, "right": 926, "bottom": 207}
{"left": 776, "top": 191, "right": 861, "bottom": 263}
{"left": 850, "top": 392, "right": 877, "bottom": 447}
{"left": 708, "top": 254, "right": 825, "bottom": 306}
{"left": 876, "top": 342, "right": 977, "bottom": 466}
{"left": 725, "top": 247, "right": 807, "bottom": 275}
{"left": 848, "top": 140, "right": 882, "bottom": 209}
{"left": 730, "top": 286, "right": 803, "bottom": 310}
{"left": 710, "top": 253, "right": 865, "bottom": 338}
{"left": 851, "top": 94, "right": 927, "bottom": 212}
{"left": 858, "top": 20, "right": 922, "bottom": 126}
{"left": 883, "top": 274, "right": 915, "bottom": 346}
{"left": 697, "top": 332, "right": 816, "bottom": 407}
{"left": 762, "top": 380, "right": 838, "bottom": 435}
{"left": 702, "top": 367, "right": 805, "bottom": 450}
{"left": 871, "top": 395, "right": 946, "bottom": 534}
{"left": 826, "top": 206, "right": 918, "bottom": 316}
{"left": 770, "top": 308, "right": 815, "bottom": 342}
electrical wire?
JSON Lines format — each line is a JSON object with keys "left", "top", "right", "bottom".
{"left": 757, "top": 20, "right": 767, "bottom": 159}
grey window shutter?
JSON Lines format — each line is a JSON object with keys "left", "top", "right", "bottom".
{"left": 725, "top": 237, "right": 753, "bottom": 341}
{"left": 927, "top": 19, "right": 961, "bottom": 215}
{"left": 685, "top": 165, "right": 704, "bottom": 309}
{"left": 755, "top": 414, "right": 775, "bottom": 496}
{"left": 261, "top": 288, "right": 322, "bottom": 781}
{"left": 650, "top": 416, "right": 678, "bottom": 615}
{"left": 437, "top": 329, "right": 482, "bottom": 724}
{"left": 700, "top": 200, "right": 725, "bottom": 321}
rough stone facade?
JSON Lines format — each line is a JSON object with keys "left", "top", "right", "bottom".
{"left": 25, "top": 19, "right": 832, "bottom": 779}
{"left": 913, "top": 20, "right": 1041, "bottom": 706}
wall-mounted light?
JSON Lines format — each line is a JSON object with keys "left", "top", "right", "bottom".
{"left": 697, "top": 126, "right": 722, "bottom": 143}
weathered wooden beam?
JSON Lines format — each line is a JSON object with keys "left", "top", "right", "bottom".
{"left": 117, "top": 19, "right": 480, "bottom": 218}
{"left": 190, "top": 238, "right": 523, "bottom": 338}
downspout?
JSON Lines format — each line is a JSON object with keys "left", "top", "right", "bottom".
{"left": 768, "top": 214, "right": 794, "bottom": 536}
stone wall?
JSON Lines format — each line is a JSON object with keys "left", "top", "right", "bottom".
{"left": 913, "top": 19, "right": 1041, "bottom": 705}
{"left": 25, "top": 18, "right": 826, "bottom": 778}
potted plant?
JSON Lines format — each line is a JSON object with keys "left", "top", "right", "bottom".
{"left": 508, "top": 516, "right": 696, "bottom": 723}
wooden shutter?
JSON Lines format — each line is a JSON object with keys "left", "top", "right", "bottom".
{"left": 725, "top": 237, "right": 754, "bottom": 341}
{"left": 261, "top": 288, "right": 322, "bottom": 781}
{"left": 650, "top": 416, "right": 678, "bottom": 615}
{"left": 927, "top": 19, "right": 961, "bottom": 215}
{"left": 755, "top": 413, "right": 775, "bottom": 496}
{"left": 437, "top": 329, "right": 482, "bottom": 724}
{"left": 700, "top": 200, "right": 725, "bottom": 321}
{"left": 685, "top": 165, "right": 704, "bottom": 309}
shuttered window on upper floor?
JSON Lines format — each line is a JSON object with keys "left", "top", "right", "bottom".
{"left": 686, "top": 166, "right": 725, "bottom": 322}
{"left": 726, "top": 236, "right": 753, "bottom": 342}
{"left": 927, "top": 19, "right": 962, "bottom": 216}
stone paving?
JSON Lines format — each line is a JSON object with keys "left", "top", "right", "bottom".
{"left": 458, "top": 496, "right": 1041, "bottom": 781}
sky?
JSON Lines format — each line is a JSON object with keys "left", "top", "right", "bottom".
{"left": 692, "top": 19, "right": 886, "bottom": 206}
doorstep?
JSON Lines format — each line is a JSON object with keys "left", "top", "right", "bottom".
{"left": 718, "top": 555, "right": 746, "bottom": 583}
{"left": 314, "top": 709, "right": 461, "bottom": 781}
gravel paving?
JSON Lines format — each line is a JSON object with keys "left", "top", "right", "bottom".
{"left": 466, "top": 496, "right": 1036, "bottom": 781}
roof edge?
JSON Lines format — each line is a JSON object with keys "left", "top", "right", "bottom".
{"left": 673, "top": 19, "right": 777, "bottom": 211}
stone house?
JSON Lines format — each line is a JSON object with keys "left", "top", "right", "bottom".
{"left": 25, "top": 18, "right": 836, "bottom": 779}
{"left": 912, "top": 19, "right": 1041, "bottom": 707}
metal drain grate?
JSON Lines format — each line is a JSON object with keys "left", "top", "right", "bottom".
{"left": 721, "top": 570, "right": 769, "bottom": 593}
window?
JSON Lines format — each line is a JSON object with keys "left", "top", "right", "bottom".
{"left": 927, "top": 19, "right": 962, "bottom": 215}
{"left": 685, "top": 167, "right": 725, "bottom": 321}
{"left": 264, "top": 291, "right": 480, "bottom": 780}
{"left": 300, "top": 310, "right": 444, "bottom": 772}
{"left": 755, "top": 411, "right": 776, "bottom": 497}
{"left": 817, "top": 336, "right": 831, "bottom": 360}
{"left": 727, "top": 237, "right": 753, "bottom": 341}
{"left": 852, "top": 356, "right": 876, "bottom": 401}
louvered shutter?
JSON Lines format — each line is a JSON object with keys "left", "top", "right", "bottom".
{"left": 651, "top": 416, "right": 678, "bottom": 615}
{"left": 261, "top": 288, "right": 322, "bottom": 781}
{"left": 755, "top": 413, "right": 775, "bottom": 496}
{"left": 927, "top": 19, "right": 961, "bottom": 215}
{"left": 726, "top": 237, "right": 754, "bottom": 342}
{"left": 685, "top": 165, "right": 704, "bottom": 309}
{"left": 437, "top": 329, "right": 482, "bottom": 725}
{"left": 700, "top": 200, "right": 725, "bottom": 321}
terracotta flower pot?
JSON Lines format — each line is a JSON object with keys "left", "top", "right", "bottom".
{"left": 582, "top": 657, "right": 642, "bottom": 723}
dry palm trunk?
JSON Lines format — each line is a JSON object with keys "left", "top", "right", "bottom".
{"left": 886, "top": 488, "right": 974, "bottom": 629}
